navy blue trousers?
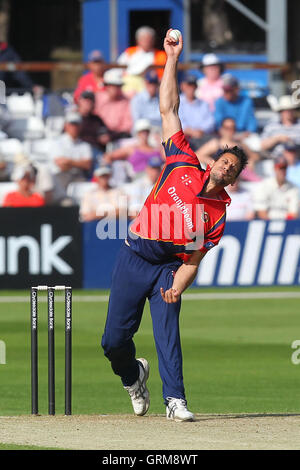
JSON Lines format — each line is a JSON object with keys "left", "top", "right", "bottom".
{"left": 101, "top": 243, "right": 186, "bottom": 400}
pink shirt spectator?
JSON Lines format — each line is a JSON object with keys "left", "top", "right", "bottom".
{"left": 94, "top": 89, "right": 133, "bottom": 134}
{"left": 196, "top": 77, "right": 224, "bottom": 111}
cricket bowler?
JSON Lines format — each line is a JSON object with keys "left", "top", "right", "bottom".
{"left": 101, "top": 29, "right": 248, "bottom": 421}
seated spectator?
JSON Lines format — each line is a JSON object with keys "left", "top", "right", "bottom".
{"left": 74, "top": 50, "right": 106, "bottom": 103}
{"left": 130, "top": 70, "right": 161, "bottom": 129}
{"left": 2, "top": 164, "right": 45, "bottom": 207}
{"left": 118, "top": 26, "right": 166, "bottom": 96}
{"left": 78, "top": 91, "right": 110, "bottom": 150}
{"left": 284, "top": 143, "right": 300, "bottom": 189}
{"left": 253, "top": 156, "right": 299, "bottom": 220}
{"left": 214, "top": 74, "right": 257, "bottom": 135}
{"left": 123, "top": 155, "right": 163, "bottom": 218}
{"left": 94, "top": 68, "right": 133, "bottom": 136}
{"left": 260, "top": 95, "right": 300, "bottom": 158}
{"left": 178, "top": 73, "right": 215, "bottom": 150}
{"left": 13, "top": 152, "right": 54, "bottom": 204}
{"left": 103, "top": 119, "right": 162, "bottom": 175}
{"left": 80, "top": 166, "right": 126, "bottom": 222}
{"left": 226, "top": 179, "right": 254, "bottom": 221}
{"left": 50, "top": 112, "right": 92, "bottom": 204}
{"left": 196, "top": 118, "right": 260, "bottom": 179}
{"left": 196, "top": 53, "right": 224, "bottom": 111}
{"left": 77, "top": 91, "right": 111, "bottom": 175}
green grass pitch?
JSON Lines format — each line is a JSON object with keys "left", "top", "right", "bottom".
{"left": 0, "top": 287, "right": 299, "bottom": 416}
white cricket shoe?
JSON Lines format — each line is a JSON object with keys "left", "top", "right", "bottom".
{"left": 166, "top": 397, "right": 194, "bottom": 422}
{"left": 124, "top": 358, "right": 150, "bottom": 416}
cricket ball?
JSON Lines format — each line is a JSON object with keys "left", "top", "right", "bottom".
{"left": 169, "top": 29, "right": 182, "bottom": 42}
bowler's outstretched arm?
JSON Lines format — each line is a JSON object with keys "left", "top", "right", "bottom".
{"left": 159, "top": 29, "right": 183, "bottom": 142}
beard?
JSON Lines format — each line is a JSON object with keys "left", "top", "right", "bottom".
{"left": 210, "top": 171, "right": 229, "bottom": 187}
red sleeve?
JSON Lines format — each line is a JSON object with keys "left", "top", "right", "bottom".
{"left": 162, "top": 130, "right": 202, "bottom": 167}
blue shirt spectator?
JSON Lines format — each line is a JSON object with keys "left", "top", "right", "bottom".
{"left": 178, "top": 73, "right": 215, "bottom": 150}
{"left": 130, "top": 70, "right": 161, "bottom": 128}
{"left": 214, "top": 74, "right": 257, "bottom": 133}
{"left": 179, "top": 94, "right": 215, "bottom": 134}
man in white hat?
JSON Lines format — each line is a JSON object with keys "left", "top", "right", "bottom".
{"left": 50, "top": 112, "right": 93, "bottom": 204}
{"left": 261, "top": 95, "right": 300, "bottom": 158}
{"left": 94, "top": 69, "right": 133, "bottom": 136}
{"left": 80, "top": 166, "right": 126, "bottom": 222}
{"left": 196, "top": 53, "right": 224, "bottom": 111}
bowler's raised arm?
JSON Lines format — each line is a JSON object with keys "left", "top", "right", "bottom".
{"left": 159, "top": 29, "right": 183, "bottom": 142}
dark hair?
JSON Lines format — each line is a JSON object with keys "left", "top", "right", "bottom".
{"left": 215, "top": 145, "right": 248, "bottom": 177}
{"left": 220, "top": 117, "right": 236, "bottom": 127}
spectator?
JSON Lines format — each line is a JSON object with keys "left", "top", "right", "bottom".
{"left": 283, "top": 143, "right": 300, "bottom": 189}
{"left": 74, "top": 50, "right": 106, "bottom": 103}
{"left": 253, "top": 156, "right": 299, "bottom": 220}
{"left": 77, "top": 91, "right": 111, "bottom": 175}
{"left": 78, "top": 91, "right": 110, "bottom": 150}
{"left": 12, "top": 152, "right": 54, "bottom": 204}
{"left": 0, "top": 41, "right": 33, "bottom": 89}
{"left": 50, "top": 112, "right": 92, "bottom": 204}
{"left": 196, "top": 117, "right": 260, "bottom": 178}
{"left": 130, "top": 69, "right": 161, "bottom": 129}
{"left": 103, "top": 118, "right": 162, "bottom": 175}
{"left": 123, "top": 155, "right": 163, "bottom": 218}
{"left": 94, "top": 68, "right": 133, "bottom": 136}
{"left": 2, "top": 164, "right": 45, "bottom": 207}
{"left": 260, "top": 95, "right": 300, "bottom": 158}
{"left": 80, "top": 166, "right": 126, "bottom": 222}
{"left": 196, "top": 53, "right": 224, "bottom": 111}
{"left": 226, "top": 179, "right": 254, "bottom": 221}
{"left": 214, "top": 74, "right": 257, "bottom": 135}
{"left": 118, "top": 26, "right": 166, "bottom": 96}
{"left": 178, "top": 73, "right": 215, "bottom": 150}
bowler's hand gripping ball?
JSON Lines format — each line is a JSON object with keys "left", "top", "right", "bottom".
{"left": 169, "top": 29, "right": 182, "bottom": 42}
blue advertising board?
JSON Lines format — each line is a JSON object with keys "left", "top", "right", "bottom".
{"left": 83, "top": 219, "right": 300, "bottom": 289}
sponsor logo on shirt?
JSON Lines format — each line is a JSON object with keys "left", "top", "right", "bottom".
{"left": 181, "top": 174, "right": 192, "bottom": 186}
{"left": 167, "top": 186, "right": 194, "bottom": 230}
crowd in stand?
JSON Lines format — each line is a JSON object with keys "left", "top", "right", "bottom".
{"left": 0, "top": 26, "right": 300, "bottom": 222}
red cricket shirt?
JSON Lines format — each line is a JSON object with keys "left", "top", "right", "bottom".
{"left": 128, "top": 130, "right": 231, "bottom": 263}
